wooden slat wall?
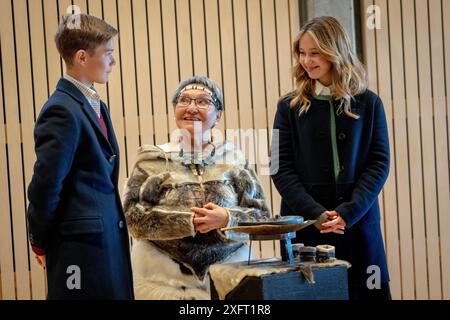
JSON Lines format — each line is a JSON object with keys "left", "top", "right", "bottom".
{"left": 361, "top": 0, "right": 450, "bottom": 300}
{"left": 0, "top": 0, "right": 299, "bottom": 299}
{"left": 2, "top": 0, "right": 448, "bottom": 301}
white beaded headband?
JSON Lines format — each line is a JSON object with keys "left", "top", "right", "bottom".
{"left": 179, "top": 84, "right": 215, "bottom": 99}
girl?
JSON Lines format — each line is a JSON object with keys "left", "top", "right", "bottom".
{"left": 271, "top": 16, "right": 391, "bottom": 300}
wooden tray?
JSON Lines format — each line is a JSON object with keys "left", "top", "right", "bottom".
{"left": 237, "top": 215, "right": 303, "bottom": 226}
{"left": 221, "top": 220, "right": 316, "bottom": 235}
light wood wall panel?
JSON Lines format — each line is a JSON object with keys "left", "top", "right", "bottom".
{"left": 0, "top": 18, "right": 15, "bottom": 300}
{"left": 361, "top": 0, "right": 450, "bottom": 300}
{"left": 0, "top": 0, "right": 299, "bottom": 299}
{"left": 0, "top": 0, "right": 32, "bottom": 300}
{"left": 4, "top": 0, "right": 447, "bottom": 301}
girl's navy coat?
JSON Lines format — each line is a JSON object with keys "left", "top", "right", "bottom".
{"left": 271, "top": 89, "right": 390, "bottom": 285}
{"left": 27, "top": 79, "right": 134, "bottom": 299}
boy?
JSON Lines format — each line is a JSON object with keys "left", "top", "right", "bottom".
{"left": 27, "top": 14, "right": 134, "bottom": 299}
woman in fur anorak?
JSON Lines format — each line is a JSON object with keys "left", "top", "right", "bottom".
{"left": 123, "top": 76, "right": 269, "bottom": 300}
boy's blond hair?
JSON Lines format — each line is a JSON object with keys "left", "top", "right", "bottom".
{"left": 55, "top": 14, "right": 118, "bottom": 65}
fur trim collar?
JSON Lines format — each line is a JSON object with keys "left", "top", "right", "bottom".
{"left": 134, "top": 141, "right": 246, "bottom": 168}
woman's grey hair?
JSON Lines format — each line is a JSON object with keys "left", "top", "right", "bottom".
{"left": 171, "top": 76, "right": 224, "bottom": 111}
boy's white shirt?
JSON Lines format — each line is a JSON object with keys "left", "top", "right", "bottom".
{"left": 63, "top": 74, "right": 101, "bottom": 118}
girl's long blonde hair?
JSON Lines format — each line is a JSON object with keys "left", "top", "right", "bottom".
{"left": 289, "top": 16, "right": 367, "bottom": 119}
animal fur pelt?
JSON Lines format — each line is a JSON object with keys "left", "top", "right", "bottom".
{"left": 152, "top": 231, "right": 244, "bottom": 280}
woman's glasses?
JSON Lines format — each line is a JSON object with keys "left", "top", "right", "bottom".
{"left": 176, "top": 96, "right": 215, "bottom": 109}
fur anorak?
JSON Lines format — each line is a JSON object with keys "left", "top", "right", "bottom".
{"left": 123, "top": 141, "right": 269, "bottom": 299}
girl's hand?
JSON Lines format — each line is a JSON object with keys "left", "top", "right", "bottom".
{"left": 320, "top": 211, "right": 346, "bottom": 234}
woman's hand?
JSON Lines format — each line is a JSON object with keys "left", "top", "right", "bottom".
{"left": 320, "top": 211, "right": 346, "bottom": 234}
{"left": 192, "top": 203, "right": 229, "bottom": 233}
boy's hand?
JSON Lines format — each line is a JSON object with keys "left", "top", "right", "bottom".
{"left": 35, "top": 255, "right": 46, "bottom": 268}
